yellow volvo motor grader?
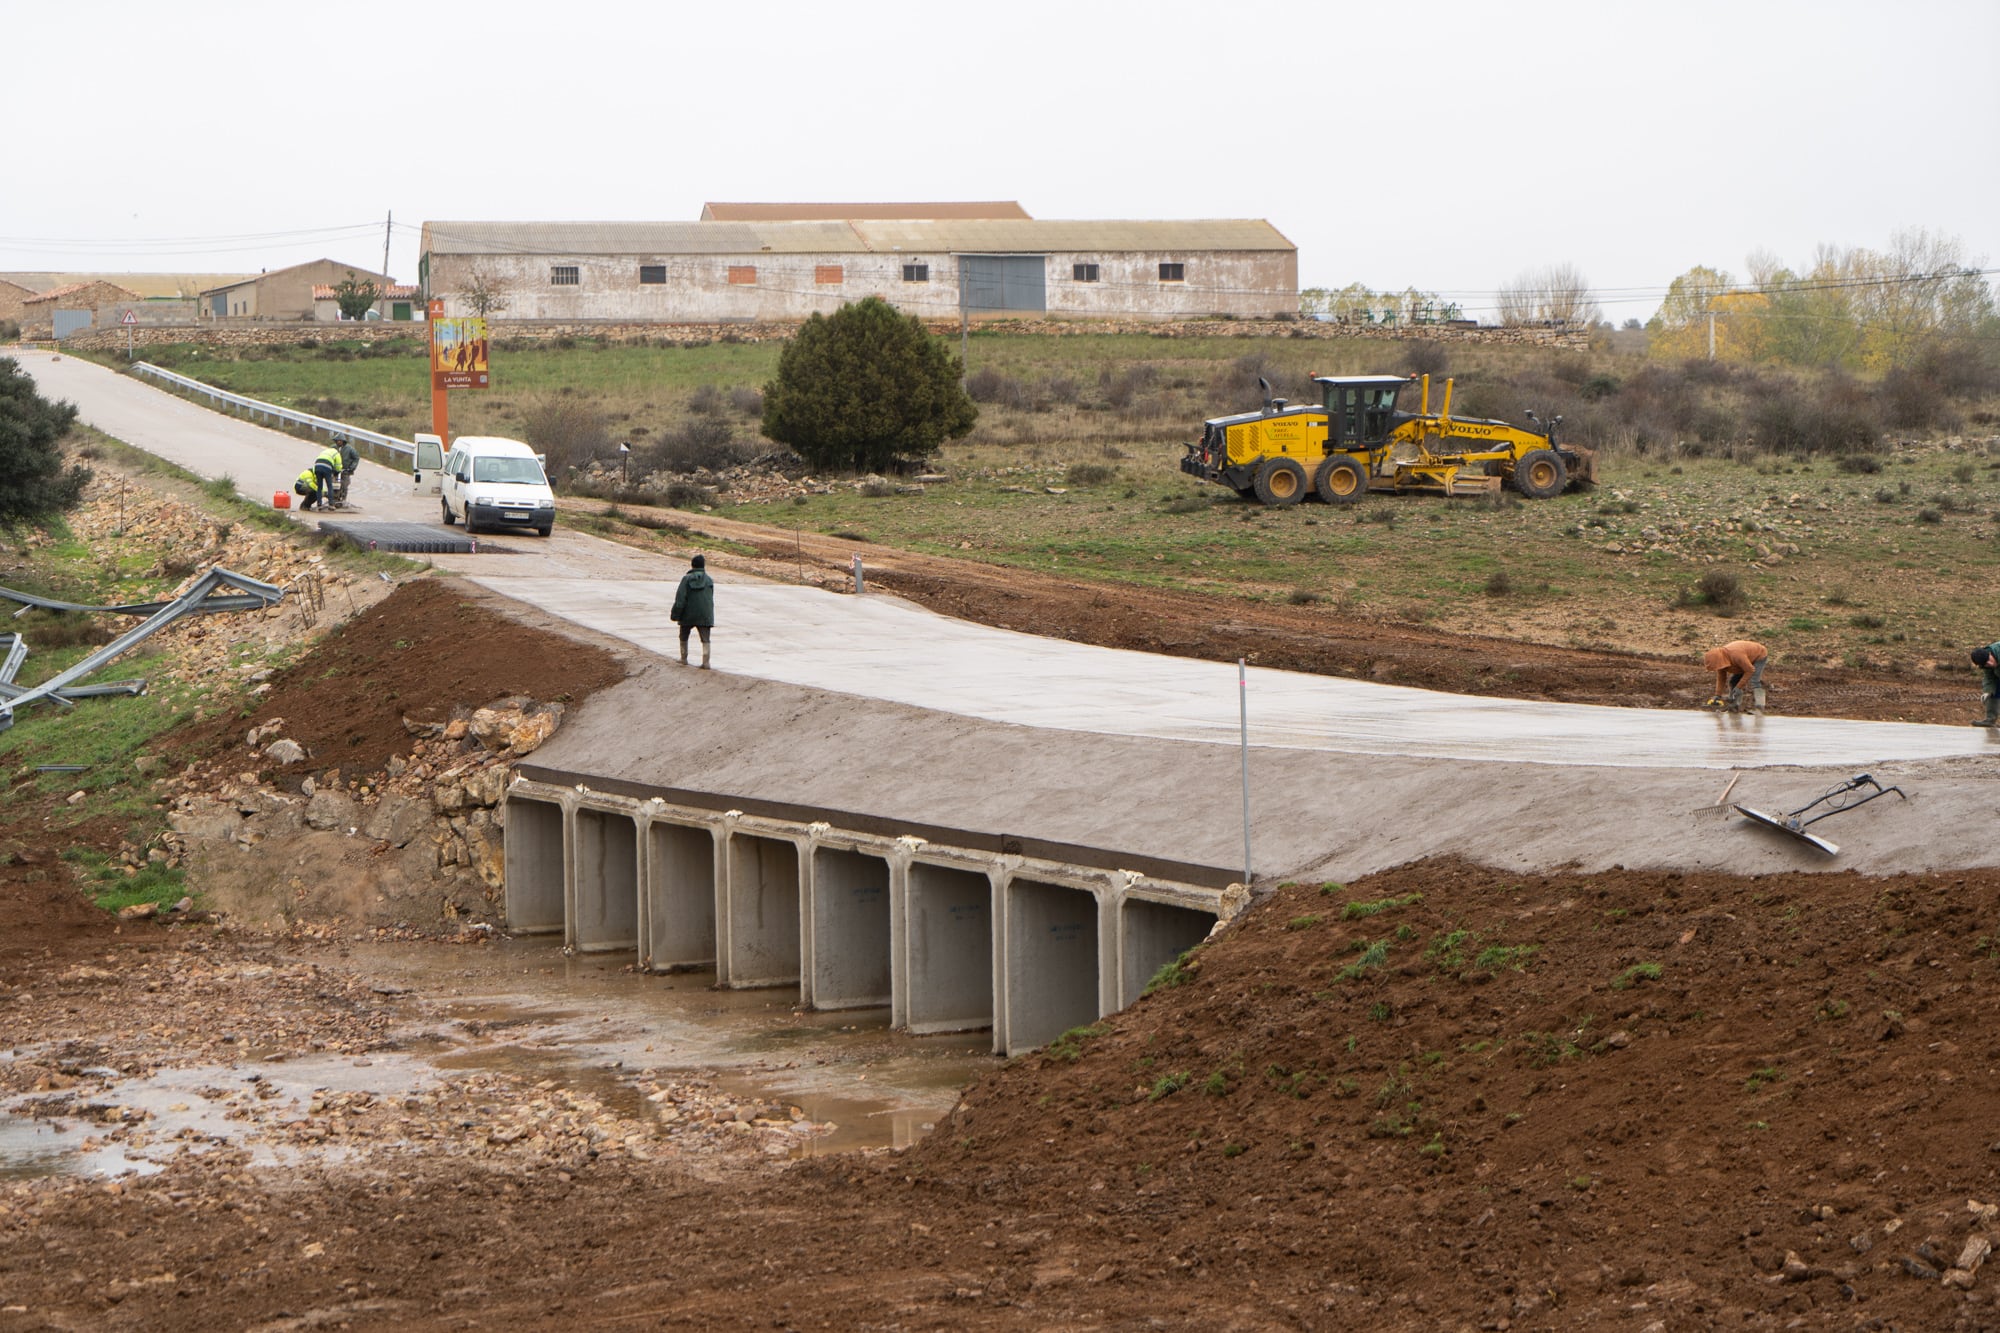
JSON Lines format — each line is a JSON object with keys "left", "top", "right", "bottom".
{"left": 1179, "top": 374, "right": 1596, "bottom": 506}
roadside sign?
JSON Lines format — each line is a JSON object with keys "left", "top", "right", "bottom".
{"left": 121, "top": 310, "right": 137, "bottom": 325}
{"left": 430, "top": 316, "right": 490, "bottom": 390}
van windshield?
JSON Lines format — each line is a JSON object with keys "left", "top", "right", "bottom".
{"left": 474, "top": 456, "right": 547, "bottom": 485}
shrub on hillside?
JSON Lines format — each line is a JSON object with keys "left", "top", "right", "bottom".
{"left": 1751, "top": 386, "right": 1878, "bottom": 456}
{"left": 521, "top": 394, "right": 612, "bottom": 479}
{"left": 762, "top": 297, "right": 977, "bottom": 472}
{"left": 0, "top": 356, "right": 91, "bottom": 523}
{"left": 642, "top": 416, "right": 758, "bottom": 474}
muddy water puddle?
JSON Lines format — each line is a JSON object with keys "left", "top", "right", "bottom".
{"left": 2, "top": 936, "right": 996, "bottom": 1180}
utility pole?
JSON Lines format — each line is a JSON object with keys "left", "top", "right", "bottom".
{"left": 1707, "top": 308, "right": 1716, "bottom": 360}
{"left": 957, "top": 257, "right": 969, "bottom": 383}
{"left": 382, "top": 210, "right": 393, "bottom": 282}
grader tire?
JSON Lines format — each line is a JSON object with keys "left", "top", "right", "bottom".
{"left": 1314, "top": 456, "right": 1368, "bottom": 506}
{"left": 1253, "top": 457, "right": 1308, "bottom": 506}
{"left": 1512, "top": 449, "right": 1568, "bottom": 500}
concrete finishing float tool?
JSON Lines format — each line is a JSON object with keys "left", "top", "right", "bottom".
{"left": 1734, "top": 773, "right": 1906, "bottom": 856}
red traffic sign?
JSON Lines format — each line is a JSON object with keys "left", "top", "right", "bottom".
{"left": 121, "top": 310, "right": 137, "bottom": 325}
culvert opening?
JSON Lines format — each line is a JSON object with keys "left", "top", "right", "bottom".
{"left": 645, "top": 821, "right": 716, "bottom": 972}
{"left": 906, "top": 862, "right": 993, "bottom": 1035}
{"left": 573, "top": 807, "right": 639, "bottom": 954}
{"left": 724, "top": 833, "right": 801, "bottom": 988}
{"left": 503, "top": 795, "right": 566, "bottom": 935}
{"left": 1005, "top": 877, "right": 1101, "bottom": 1052}
{"left": 810, "top": 847, "right": 891, "bottom": 1010}
{"left": 1119, "top": 897, "right": 1216, "bottom": 1008}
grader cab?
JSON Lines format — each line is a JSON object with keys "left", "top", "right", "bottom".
{"left": 1180, "top": 374, "right": 1595, "bottom": 506}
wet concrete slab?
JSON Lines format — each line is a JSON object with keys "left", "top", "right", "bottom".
{"left": 473, "top": 575, "right": 1999, "bottom": 771}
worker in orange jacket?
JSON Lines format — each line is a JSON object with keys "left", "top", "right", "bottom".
{"left": 1703, "top": 640, "right": 1767, "bottom": 711}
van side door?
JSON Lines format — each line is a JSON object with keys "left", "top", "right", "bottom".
{"left": 412, "top": 433, "right": 443, "bottom": 497}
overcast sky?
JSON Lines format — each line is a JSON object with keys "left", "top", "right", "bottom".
{"left": 7, "top": 0, "right": 1995, "bottom": 324}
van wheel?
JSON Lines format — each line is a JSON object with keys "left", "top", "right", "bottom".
{"left": 441, "top": 498, "right": 456, "bottom": 527}
{"left": 536, "top": 524, "right": 553, "bottom": 538}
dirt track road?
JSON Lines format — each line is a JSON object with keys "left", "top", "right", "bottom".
{"left": 638, "top": 506, "right": 1991, "bottom": 728}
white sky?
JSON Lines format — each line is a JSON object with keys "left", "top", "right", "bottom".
{"left": 8, "top": 0, "right": 1995, "bottom": 324}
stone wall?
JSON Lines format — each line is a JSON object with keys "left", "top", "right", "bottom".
{"left": 63, "top": 315, "right": 1589, "bottom": 354}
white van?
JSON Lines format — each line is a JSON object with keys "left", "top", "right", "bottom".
{"left": 436, "top": 436, "right": 557, "bottom": 537}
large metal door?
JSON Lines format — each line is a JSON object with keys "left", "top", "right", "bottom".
{"left": 52, "top": 310, "right": 92, "bottom": 339}
{"left": 960, "top": 254, "right": 1046, "bottom": 314}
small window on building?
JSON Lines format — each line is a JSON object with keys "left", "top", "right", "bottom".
{"left": 639, "top": 265, "right": 666, "bottom": 285}
{"left": 815, "top": 265, "right": 844, "bottom": 285}
{"left": 903, "top": 263, "right": 929, "bottom": 283}
{"left": 551, "top": 265, "right": 580, "bottom": 286}
{"left": 727, "top": 265, "right": 757, "bottom": 285}
{"left": 1158, "top": 262, "right": 1186, "bottom": 282}
{"left": 1073, "top": 263, "right": 1100, "bottom": 283}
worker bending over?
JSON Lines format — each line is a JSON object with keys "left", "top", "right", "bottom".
{"left": 314, "top": 444, "right": 344, "bottom": 502}
{"left": 1703, "top": 640, "right": 1767, "bottom": 711}
{"left": 293, "top": 465, "right": 323, "bottom": 511}
{"left": 1972, "top": 643, "right": 2000, "bottom": 727}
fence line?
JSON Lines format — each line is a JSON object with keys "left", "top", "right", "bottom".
{"left": 130, "top": 363, "right": 416, "bottom": 461}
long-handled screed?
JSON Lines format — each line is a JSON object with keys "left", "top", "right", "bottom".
{"left": 1734, "top": 773, "right": 1907, "bottom": 856}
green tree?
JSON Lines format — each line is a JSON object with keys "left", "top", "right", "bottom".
{"left": 0, "top": 357, "right": 90, "bottom": 524}
{"left": 333, "top": 270, "right": 382, "bottom": 321}
{"left": 761, "top": 297, "right": 976, "bottom": 472}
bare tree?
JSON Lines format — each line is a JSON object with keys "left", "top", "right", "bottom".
{"left": 1497, "top": 263, "right": 1601, "bottom": 327}
{"left": 459, "top": 267, "right": 511, "bottom": 318}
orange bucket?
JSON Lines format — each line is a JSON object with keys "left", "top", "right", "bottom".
{"left": 273, "top": 491, "right": 291, "bottom": 510}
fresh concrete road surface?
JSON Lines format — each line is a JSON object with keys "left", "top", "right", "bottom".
{"left": 21, "top": 350, "right": 1999, "bottom": 775}
{"left": 475, "top": 576, "right": 1997, "bottom": 771}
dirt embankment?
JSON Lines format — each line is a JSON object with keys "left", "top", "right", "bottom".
{"left": 5, "top": 860, "right": 1999, "bottom": 1330}
{"left": 657, "top": 508, "right": 1990, "bottom": 727}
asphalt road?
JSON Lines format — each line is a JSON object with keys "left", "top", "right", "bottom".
{"left": 20, "top": 350, "right": 1999, "bottom": 773}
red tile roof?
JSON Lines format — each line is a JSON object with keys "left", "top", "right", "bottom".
{"left": 311, "top": 284, "right": 420, "bottom": 300}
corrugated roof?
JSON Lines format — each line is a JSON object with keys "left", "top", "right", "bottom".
{"left": 23, "top": 280, "right": 139, "bottom": 305}
{"left": 421, "top": 218, "right": 1294, "bottom": 257}
{"left": 200, "top": 259, "right": 396, "bottom": 297}
{"left": 701, "top": 201, "right": 1031, "bottom": 221}
{"left": 0, "top": 272, "right": 250, "bottom": 299}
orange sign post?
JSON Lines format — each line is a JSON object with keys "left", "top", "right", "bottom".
{"left": 427, "top": 299, "right": 490, "bottom": 443}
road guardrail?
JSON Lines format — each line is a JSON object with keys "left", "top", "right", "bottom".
{"left": 131, "top": 362, "right": 415, "bottom": 460}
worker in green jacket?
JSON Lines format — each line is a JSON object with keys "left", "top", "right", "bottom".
{"left": 671, "top": 554, "right": 715, "bottom": 668}
{"left": 1972, "top": 643, "right": 2000, "bottom": 727}
{"left": 294, "top": 465, "right": 323, "bottom": 511}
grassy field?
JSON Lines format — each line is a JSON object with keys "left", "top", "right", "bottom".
{"left": 93, "top": 335, "right": 2000, "bottom": 666}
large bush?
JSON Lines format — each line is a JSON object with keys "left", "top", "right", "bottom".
{"left": 0, "top": 357, "right": 90, "bottom": 524}
{"left": 761, "top": 297, "right": 976, "bottom": 472}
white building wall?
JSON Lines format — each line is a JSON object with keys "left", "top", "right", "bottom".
{"left": 426, "top": 248, "right": 1295, "bottom": 322}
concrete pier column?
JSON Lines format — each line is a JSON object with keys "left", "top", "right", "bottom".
{"left": 642, "top": 814, "right": 718, "bottom": 972}
{"left": 571, "top": 802, "right": 640, "bottom": 955}
{"left": 719, "top": 825, "right": 802, "bottom": 989}
{"left": 501, "top": 788, "right": 568, "bottom": 935}
{"left": 903, "top": 859, "right": 994, "bottom": 1036}
{"left": 1117, "top": 893, "right": 1217, "bottom": 1008}
{"left": 1002, "top": 874, "right": 1104, "bottom": 1053}
{"left": 806, "top": 843, "right": 892, "bottom": 1010}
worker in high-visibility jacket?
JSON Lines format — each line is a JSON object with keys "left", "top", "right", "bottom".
{"left": 294, "top": 465, "right": 323, "bottom": 511}
{"left": 314, "top": 444, "right": 344, "bottom": 503}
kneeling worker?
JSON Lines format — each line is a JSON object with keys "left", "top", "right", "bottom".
{"left": 1972, "top": 643, "right": 2000, "bottom": 727}
{"left": 1703, "top": 639, "right": 1767, "bottom": 711}
{"left": 294, "top": 465, "right": 323, "bottom": 511}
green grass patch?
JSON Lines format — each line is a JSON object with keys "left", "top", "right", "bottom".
{"left": 1284, "top": 913, "right": 1322, "bottom": 932}
{"left": 1148, "top": 1071, "right": 1191, "bottom": 1102}
{"left": 1342, "top": 892, "right": 1423, "bottom": 920}
{"left": 1335, "top": 938, "right": 1390, "bottom": 981}
{"left": 1473, "top": 943, "right": 1539, "bottom": 974}
{"left": 1044, "top": 1022, "right": 1111, "bottom": 1063}
{"left": 1610, "top": 961, "right": 1663, "bottom": 990}
{"left": 61, "top": 850, "right": 189, "bottom": 913}
{"left": 1143, "top": 948, "right": 1200, "bottom": 995}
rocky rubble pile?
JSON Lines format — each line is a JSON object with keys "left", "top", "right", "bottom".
{"left": 161, "top": 695, "right": 569, "bottom": 926}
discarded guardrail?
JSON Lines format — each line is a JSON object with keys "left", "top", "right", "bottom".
{"left": 0, "top": 568, "right": 286, "bottom": 730}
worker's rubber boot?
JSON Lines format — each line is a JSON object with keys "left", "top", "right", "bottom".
{"left": 1979, "top": 695, "right": 1999, "bottom": 727}
{"left": 1725, "top": 689, "right": 1742, "bottom": 712}
{"left": 700, "top": 644, "right": 711, "bottom": 670}
{"left": 678, "top": 642, "right": 688, "bottom": 665}
{"left": 1753, "top": 686, "right": 1766, "bottom": 712}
